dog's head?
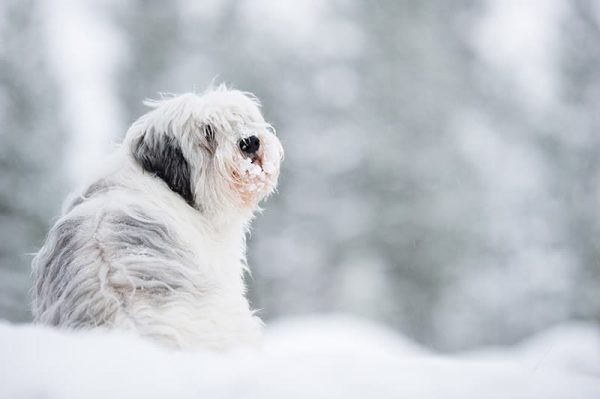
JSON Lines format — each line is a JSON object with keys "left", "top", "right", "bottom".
{"left": 126, "top": 86, "right": 283, "bottom": 216}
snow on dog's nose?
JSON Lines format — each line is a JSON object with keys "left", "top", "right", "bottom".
{"left": 234, "top": 129, "right": 281, "bottom": 206}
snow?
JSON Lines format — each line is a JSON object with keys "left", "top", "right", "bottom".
{"left": 1, "top": 315, "right": 598, "bottom": 399}
{"left": 262, "top": 161, "right": 276, "bottom": 175}
{"left": 462, "top": 322, "right": 600, "bottom": 377}
{"left": 240, "top": 158, "right": 263, "bottom": 179}
{"left": 239, "top": 157, "right": 268, "bottom": 193}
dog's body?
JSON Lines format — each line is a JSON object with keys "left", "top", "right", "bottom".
{"left": 31, "top": 87, "right": 283, "bottom": 350}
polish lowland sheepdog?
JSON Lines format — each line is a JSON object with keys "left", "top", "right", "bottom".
{"left": 31, "top": 86, "right": 283, "bottom": 350}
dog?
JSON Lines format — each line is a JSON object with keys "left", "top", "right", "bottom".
{"left": 31, "top": 86, "right": 283, "bottom": 350}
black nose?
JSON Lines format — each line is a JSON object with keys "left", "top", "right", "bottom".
{"left": 239, "top": 135, "right": 260, "bottom": 154}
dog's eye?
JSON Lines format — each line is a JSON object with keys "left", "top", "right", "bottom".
{"left": 239, "top": 136, "right": 260, "bottom": 154}
{"left": 204, "top": 125, "right": 215, "bottom": 142}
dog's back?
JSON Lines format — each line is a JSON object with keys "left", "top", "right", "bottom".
{"left": 32, "top": 172, "right": 262, "bottom": 349}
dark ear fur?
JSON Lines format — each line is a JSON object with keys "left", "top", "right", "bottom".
{"left": 132, "top": 130, "right": 195, "bottom": 207}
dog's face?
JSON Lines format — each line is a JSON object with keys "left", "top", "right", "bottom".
{"left": 127, "top": 87, "right": 283, "bottom": 216}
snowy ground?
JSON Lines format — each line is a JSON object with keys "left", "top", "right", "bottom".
{"left": 1, "top": 315, "right": 598, "bottom": 399}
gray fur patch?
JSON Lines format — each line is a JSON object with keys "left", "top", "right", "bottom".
{"left": 32, "top": 217, "right": 86, "bottom": 325}
{"left": 32, "top": 207, "right": 201, "bottom": 328}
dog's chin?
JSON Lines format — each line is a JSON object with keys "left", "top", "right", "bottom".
{"left": 238, "top": 186, "right": 274, "bottom": 208}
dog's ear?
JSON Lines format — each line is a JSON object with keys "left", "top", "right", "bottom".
{"left": 132, "top": 130, "right": 195, "bottom": 207}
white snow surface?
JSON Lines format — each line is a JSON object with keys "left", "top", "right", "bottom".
{"left": 1, "top": 315, "right": 598, "bottom": 399}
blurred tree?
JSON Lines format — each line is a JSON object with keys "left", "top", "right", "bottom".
{"left": 0, "top": 0, "right": 64, "bottom": 321}
{"left": 351, "top": 0, "right": 489, "bottom": 347}
{"left": 556, "top": 0, "right": 600, "bottom": 322}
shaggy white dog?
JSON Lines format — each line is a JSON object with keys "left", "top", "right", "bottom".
{"left": 31, "top": 86, "right": 283, "bottom": 350}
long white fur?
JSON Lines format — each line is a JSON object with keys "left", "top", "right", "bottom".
{"left": 31, "top": 86, "right": 283, "bottom": 350}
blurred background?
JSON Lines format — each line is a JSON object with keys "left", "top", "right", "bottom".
{"left": 0, "top": 0, "right": 599, "bottom": 352}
